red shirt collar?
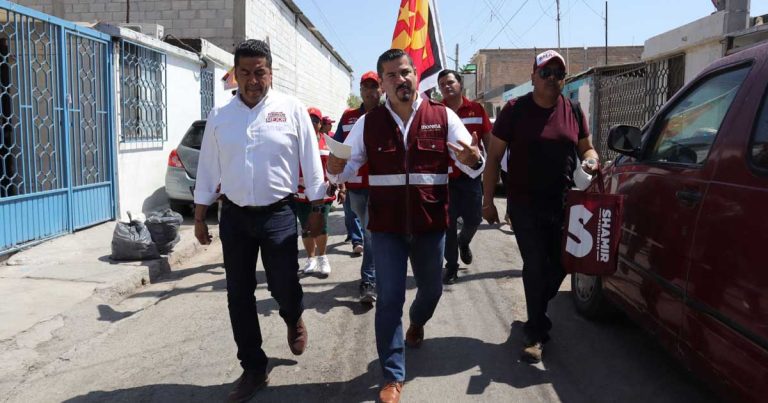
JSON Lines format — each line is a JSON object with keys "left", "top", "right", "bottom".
{"left": 442, "top": 96, "right": 472, "bottom": 111}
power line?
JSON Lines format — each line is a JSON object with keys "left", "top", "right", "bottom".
{"left": 482, "top": 0, "right": 523, "bottom": 47}
{"left": 518, "top": 0, "right": 556, "bottom": 40}
{"left": 307, "top": 0, "right": 360, "bottom": 67}
{"left": 483, "top": 0, "right": 532, "bottom": 48}
{"left": 581, "top": 0, "right": 605, "bottom": 20}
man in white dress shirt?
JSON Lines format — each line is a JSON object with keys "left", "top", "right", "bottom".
{"left": 327, "top": 49, "right": 484, "bottom": 403}
{"left": 193, "top": 39, "right": 326, "bottom": 402}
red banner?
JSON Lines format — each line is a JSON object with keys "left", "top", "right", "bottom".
{"left": 562, "top": 171, "right": 625, "bottom": 275}
{"left": 391, "top": 0, "right": 445, "bottom": 92}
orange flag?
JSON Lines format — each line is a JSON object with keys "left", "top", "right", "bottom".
{"left": 221, "top": 67, "right": 237, "bottom": 90}
{"left": 391, "top": 0, "right": 446, "bottom": 92}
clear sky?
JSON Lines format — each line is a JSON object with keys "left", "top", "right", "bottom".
{"left": 292, "top": 0, "right": 768, "bottom": 93}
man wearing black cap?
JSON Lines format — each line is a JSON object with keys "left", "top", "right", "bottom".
{"left": 482, "top": 49, "right": 599, "bottom": 364}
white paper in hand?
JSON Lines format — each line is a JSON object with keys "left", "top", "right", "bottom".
{"left": 323, "top": 134, "right": 352, "bottom": 159}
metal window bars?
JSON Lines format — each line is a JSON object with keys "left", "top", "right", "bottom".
{"left": 0, "top": 8, "right": 63, "bottom": 197}
{"left": 120, "top": 39, "right": 167, "bottom": 143}
{"left": 593, "top": 55, "right": 686, "bottom": 161}
{"left": 200, "top": 68, "right": 214, "bottom": 119}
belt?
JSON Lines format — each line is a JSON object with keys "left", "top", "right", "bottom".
{"left": 222, "top": 195, "right": 293, "bottom": 212}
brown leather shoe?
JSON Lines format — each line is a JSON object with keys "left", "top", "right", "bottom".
{"left": 227, "top": 370, "right": 268, "bottom": 402}
{"left": 405, "top": 323, "right": 424, "bottom": 348}
{"left": 520, "top": 341, "right": 543, "bottom": 364}
{"left": 287, "top": 317, "right": 307, "bottom": 355}
{"left": 378, "top": 381, "right": 403, "bottom": 403}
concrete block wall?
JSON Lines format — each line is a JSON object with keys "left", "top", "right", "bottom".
{"left": 17, "top": 0, "right": 352, "bottom": 134}
{"left": 244, "top": 0, "right": 350, "bottom": 127}
{"left": 15, "top": 0, "right": 236, "bottom": 50}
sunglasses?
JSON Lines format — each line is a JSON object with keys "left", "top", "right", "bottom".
{"left": 538, "top": 67, "right": 566, "bottom": 80}
{"left": 310, "top": 116, "right": 321, "bottom": 124}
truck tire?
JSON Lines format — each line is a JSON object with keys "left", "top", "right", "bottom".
{"left": 571, "top": 273, "right": 612, "bottom": 319}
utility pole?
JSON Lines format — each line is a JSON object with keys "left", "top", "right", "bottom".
{"left": 455, "top": 43, "right": 459, "bottom": 71}
{"left": 604, "top": 1, "right": 608, "bottom": 65}
{"left": 556, "top": 0, "right": 561, "bottom": 50}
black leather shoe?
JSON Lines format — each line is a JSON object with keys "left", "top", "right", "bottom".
{"left": 227, "top": 370, "right": 269, "bottom": 402}
{"left": 459, "top": 241, "right": 473, "bottom": 265}
{"left": 443, "top": 268, "right": 458, "bottom": 285}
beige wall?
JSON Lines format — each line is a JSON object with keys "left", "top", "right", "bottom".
{"left": 470, "top": 46, "right": 643, "bottom": 97}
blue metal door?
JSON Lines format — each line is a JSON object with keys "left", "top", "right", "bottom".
{"left": 0, "top": 2, "right": 115, "bottom": 253}
{"left": 63, "top": 31, "right": 114, "bottom": 230}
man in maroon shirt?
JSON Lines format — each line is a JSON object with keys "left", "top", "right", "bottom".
{"left": 482, "top": 50, "right": 599, "bottom": 364}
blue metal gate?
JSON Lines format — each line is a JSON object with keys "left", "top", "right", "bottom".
{"left": 0, "top": 1, "right": 115, "bottom": 253}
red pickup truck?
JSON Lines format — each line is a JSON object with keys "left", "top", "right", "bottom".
{"left": 571, "top": 42, "right": 768, "bottom": 402}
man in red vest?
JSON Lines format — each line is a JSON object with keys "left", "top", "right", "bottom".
{"left": 327, "top": 49, "right": 484, "bottom": 403}
{"left": 333, "top": 71, "right": 383, "bottom": 304}
{"left": 437, "top": 69, "right": 493, "bottom": 284}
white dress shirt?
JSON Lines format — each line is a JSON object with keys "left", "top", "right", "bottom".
{"left": 328, "top": 96, "right": 484, "bottom": 184}
{"left": 194, "top": 90, "right": 326, "bottom": 207}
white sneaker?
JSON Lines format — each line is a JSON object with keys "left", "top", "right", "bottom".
{"left": 302, "top": 257, "right": 318, "bottom": 274}
{"left": 317, "top": 255, "right": 331, "bottom": 278}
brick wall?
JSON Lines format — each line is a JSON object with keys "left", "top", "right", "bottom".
{"left": 471, "top": 46, "right": 644, "bottom": 96}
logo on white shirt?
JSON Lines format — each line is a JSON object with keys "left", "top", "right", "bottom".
{"left": 267, "top": 111, "right": 287, "bottom": 123}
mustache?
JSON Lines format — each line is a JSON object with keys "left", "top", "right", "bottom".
{"left": 397, "top": 83, "right": 412, "bottom": 91}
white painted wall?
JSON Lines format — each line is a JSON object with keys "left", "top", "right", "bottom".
{"left": 642, "top": 10, "right": 728, "bottom": 84}
{"left": 577, "top": 82, "right": 592, "bottom": 134}
{"left": 116, "top": 52, "right": 203, "bottom": 219}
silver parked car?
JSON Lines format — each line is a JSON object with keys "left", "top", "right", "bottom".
{"left": 165, "top": 120, "right": 205, "bottom": 215}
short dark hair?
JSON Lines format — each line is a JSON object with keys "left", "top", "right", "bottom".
{"left": 438, "top": 69, "right": 462, "bottom": 85}
{"left": 235, "top": 39, "right": 272, "bottom": 68}
{"left": 376, "top": 49, "right": 414, "bottom": 78}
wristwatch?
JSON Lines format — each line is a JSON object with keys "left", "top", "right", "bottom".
{"left": 471, "top": 158, "right": 484, "bottom": 170}
{"left": 311, "top": 204, "right": 325, "bottom": 213}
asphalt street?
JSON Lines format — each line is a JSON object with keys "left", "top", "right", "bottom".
{"left": 3, "top": 197, "right": 717, "bottom": 403}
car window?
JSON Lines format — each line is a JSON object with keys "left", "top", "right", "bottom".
{"left": 180, "top": 124, "right": 205, "bottom": 150}
{"left": 646, "top": 66, "right": 750, "bottom": 166}
{"left": 751, "top": 90, "right": 768, "bottom": 171}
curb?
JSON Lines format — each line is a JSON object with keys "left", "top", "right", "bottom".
{"left": 94, "top": 227, "right": 220, "bottom": 303}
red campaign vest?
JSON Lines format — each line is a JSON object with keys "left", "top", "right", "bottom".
{"left": 364, "top": 100, "right": 450, "bottom": 234}
{"left": 338, "top": 107, "right": 369, "bottom": 190}
{"left": 297, "top": 134, "right": 335, "bottom": 203}
{"left": 444, "top": 97, "right": 489, "bottom": 180}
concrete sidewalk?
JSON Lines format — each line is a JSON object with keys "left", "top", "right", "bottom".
{"left": 0, "top": 217, "right": 218, "bottom": 343}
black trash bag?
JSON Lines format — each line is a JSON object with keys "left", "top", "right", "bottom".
{"left": 145, "top": 209, "right": 184, "bottom": 254}
{"left": 111, "top": 219, "right": 160, "bottom": 261}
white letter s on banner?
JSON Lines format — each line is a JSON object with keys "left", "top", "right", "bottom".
{"left": 565, "top": 205, "right": 594, "bottom": 258}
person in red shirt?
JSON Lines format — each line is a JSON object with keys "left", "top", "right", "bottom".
{"left": 296, "top": 107, "right": 337, "bottom": 277}
{"left": 333, "top": 70, "right": 383, "bottom": 304}
{"left": 320, "top": 116, "right": 335, "bottom": 137}
{"left": 437, "top": 69, "right": 493, "bottom": 285}
{"left": 482, "top": 50, "right": 599, "bottom": 364}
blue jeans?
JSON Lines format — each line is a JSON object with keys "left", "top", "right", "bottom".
{"left": 445, "top": 176, "right": 483, "bottom": 270}
{"left": 343, "top": 196, "right": 363, "bottom": 244}
{"left": 219, "top": 201, "right": 304, "bottom": 373}
{"left": 348, "top": 189, "right": 375, "bottom": 285}
{"left": 372, "top": 231, "right": 445, "bottom": 382}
